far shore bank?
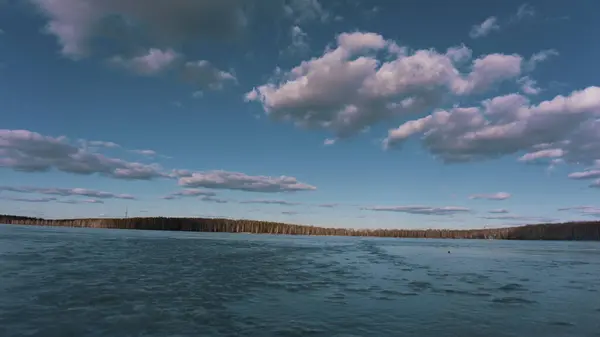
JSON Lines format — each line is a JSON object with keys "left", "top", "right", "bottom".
{"left": 1, "top": 214, "right": 599, "bottom": 241}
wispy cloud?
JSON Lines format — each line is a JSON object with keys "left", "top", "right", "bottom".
{"left": 481, "top": 215, "right": 556, "bottom": 223}
{"left": 469, "top": 192, "right": 511, "bottom": 201}
{"left": 0, "top": 186, "right": 134, "bottom": 200}
{"left": 558, "top": 206, "right": 600, "bottom": 218}
{"left": 163, "top": 189, "right": 216, "bottom": 200}
{"left": 469, "top": 17, "right": 500, "bottom": 39}
{"left": 510, "top": 3, "right": 536, "bottom": 22}
{"left": 1, "top": 196, "right": 57, "bottom": 203}
{"left": 470, "top": 4, "right": 537, "bottom": 39}
{"left": 363, "top": 205, "right": 471, "bottom": 216}
{"left": 240, "top": 199, "right": 302, "bottom": 206}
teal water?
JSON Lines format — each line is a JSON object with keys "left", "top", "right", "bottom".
{"left": 1, "top": 224, "right": 599, "bottom": 337}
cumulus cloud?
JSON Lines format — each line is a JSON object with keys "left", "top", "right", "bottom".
{"left": 177, "top": 170, "right": 316, "bottom": 193}
{"left": 469, "top": 192, "right": 511, "bottom": 200}
{"left": 383, "top": 86, "right": 600, "bottom": 164}
{"left": 0, "top": 186, "right": 135, "bottom": 199}
{"left": 181, "top": 60, "right": 237, "bottom": 91}
{"left": 0, "top": 129, "right": 166, "bottom": 180}
{"left": 469, "top": 17, "right": 500, "bottom": 39}
{"left": 362, "top": 205, "right": 471, "bottom": 216}
{"left": 246, "top": 32, "right": 537, "bottom": 139}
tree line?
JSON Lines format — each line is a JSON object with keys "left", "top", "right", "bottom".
{"left": 1, "top": 214, "right": 599, "bottom": 240}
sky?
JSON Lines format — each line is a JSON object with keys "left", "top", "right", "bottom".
{"left": 1, "top": 0, "right": 599, "bottom": 229}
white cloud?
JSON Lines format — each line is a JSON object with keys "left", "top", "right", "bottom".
{"left": 469, "top": 17, "right": 500, "bottom": 39}
{"left": 469, "top": 192, "right": 511, "bottom": 200}
{"left": 384, "top": 86, "right": 600, "bottom": 164}
{"left": 246, "top": 32, "right": 533, "bottom": 139}
{"left": 488, "top": 209, "right": 509, "bottom": 214}
{"left": 323, "top": 138, "right": 336, "bottom": 146}
{"left": 131, "top": 149, "right": 158, "bottom": 157}
{"left": 177, "top": 170, "right": 317, "bottom": 193}
{"left": 0, "top": 129, "right": 166, "bottom": 180}
{"left": 4, "top": 129, "right": 320, "bottom": 196}
{"left": 362, "top": 205, "right": 471, "bottom": 216}
{"left": 568, "top": 170, "right": 600, "bottom": 180}
{"left": 518, "top": 148, "right": 564, "bottom": 163}
{"left": 110, "top": 48, "right": 180, "bottom": 75}
{"left": 517, "top": 76, "right": 541, "bottom": 95}
{"left": 568, "top": 169, "right": 600, "bottom": 189}
{"left": 527, "top": 49, "right": 558, "bottom": 70}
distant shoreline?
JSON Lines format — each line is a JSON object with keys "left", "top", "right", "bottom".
{"left": 1, "top": 214, "right": 599, "bottom": 241}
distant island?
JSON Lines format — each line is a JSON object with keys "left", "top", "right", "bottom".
{"left": 1, "top": 214, "right": 599, "bottom": 241}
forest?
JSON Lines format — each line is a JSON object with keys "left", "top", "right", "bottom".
{"left": 1, "top": 214, "right": 599, "bottom": 240}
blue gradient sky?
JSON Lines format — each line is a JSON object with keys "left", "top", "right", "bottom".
{"left": 1, "top": 0, "right": 599, "bottom": 229}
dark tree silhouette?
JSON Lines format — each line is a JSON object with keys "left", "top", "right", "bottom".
{"left": 1, "top": 214, "right": 599, "bottom": 240}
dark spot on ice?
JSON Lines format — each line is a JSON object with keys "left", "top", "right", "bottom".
{"left": 492, "top": 297, "right": 536, "bottom": 305}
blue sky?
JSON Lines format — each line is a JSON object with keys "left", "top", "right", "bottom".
{"left": 1, "top": 0, "right": 599, "bottom": 229}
